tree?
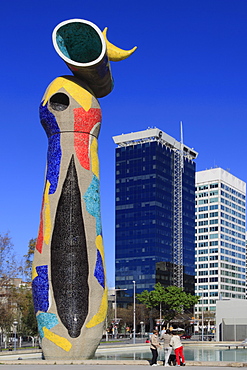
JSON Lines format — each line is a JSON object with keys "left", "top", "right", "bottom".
{"left": 137, "top": 283, "right": 199, "bottom": 326}
{"left": 161, "top": 285, "right": 199, "bottom": 323}
{"left": 117, "top": 304, "right": 150, "bottom": 331}
{"left": 0, "top": 234, "right": 39, "bottom": 343}
{"left": 20, "top": 238, "right": 38, "bottom": 336}
{"left": 22, "top": 238, "right": 36, "bottom": 281}
{"left": 13, "top": 287, "right": 37, "bottom": 336}
{"left": 0, "top": 232, "right": 21, "bottom": 284}
{"left": 0, "top": 232, "right": 22, "bottom": 341}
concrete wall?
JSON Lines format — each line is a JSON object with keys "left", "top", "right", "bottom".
{"left": 216, "top": 299, "right": 247, "bottom": 341}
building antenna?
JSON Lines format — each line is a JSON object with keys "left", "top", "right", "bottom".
{"left": 180, "top": 121, "right": 184, "bottom": 170}
{"left": 180, "top": 121, "right": 183, "bottom": 145}
{"left": 173, "top": 121, "right": 184, "bottom": 288}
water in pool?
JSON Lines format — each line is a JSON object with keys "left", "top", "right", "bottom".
{"left": 94, "top": 346, "right": 247, "bottom": 362}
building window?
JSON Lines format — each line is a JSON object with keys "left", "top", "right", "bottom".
{"left": 209, "top": 270, "right": 218, "bottom": 275}
{"left": 210, "top": 197, "right": 218, "bottom": 203}
{"left": 210, "top": 183, "right": 218, "bottom": 189}
{"left": 210, "top": 291, "right": 218, "bottom": 296}
{"left": 210, "top": 226, "right": 218, "bottom": 232}
{"left": 210, "top": 285, "right": 218, "bottom": 289}
{"left": 210, "top": 263, "right": 218, "bottom": 268}
{"left": 209, "top": 234, "right": 218, "bottom": 239}
{"left": 198, "top": 271, "right": 208, "bottom": 275}
{"left": 209, "top": 255, "right": 218, "bottom": 260}
{"left": 209, "top": 277, "right": 218, "bottom": 282}
{"left": 198, "top": 185, "right": 209, "bottom": 190}
{"left": 210, "top": 205, "right": 218, "bottom": 210}
{"left": 198, "top": 199, "right": 208, "bottom": 204}
{"left": 210, "top": 211, "right": 218, "bottom": 217}
{"left": 198, "top": 213, "right": 208, "bottom": 219}
{"left": 198, "top": 206, "right": 209, "bottom": 212}
{"left": 198, "top": 242, "right": 208, "bottom": 247}
{"left": 198, "top": 228, "right": 209, "bottom": 233}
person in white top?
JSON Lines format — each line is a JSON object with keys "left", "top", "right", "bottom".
{"left": 160, "top": 329, "right": 172, "bottom": 367}
{"left": 169, "top": 332, "right": 185, "bottom": 366}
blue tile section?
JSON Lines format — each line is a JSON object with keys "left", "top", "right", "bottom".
{"left": 83, "top": 175, "right": 101, "bottom": 235}
{"left": 39, "top": 103, "right": 61, "bottom": 194}
{"left": 37, "top": 312, "right": 59, "bottom": 338}
{"left": 32, "top": 265, "right": 49, "bottom": 313}
{"left": 94, "top": 249, "right": 105, "bottom": 288}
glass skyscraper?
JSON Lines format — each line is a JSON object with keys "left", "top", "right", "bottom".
{"left": 113, "top": 128, "right": 198, "bottom": 305}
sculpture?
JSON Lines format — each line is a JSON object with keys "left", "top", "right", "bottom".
{"left": 32, "top": 19, "right": 136, "bottom": 360}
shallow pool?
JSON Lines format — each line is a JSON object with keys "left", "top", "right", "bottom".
{"left": 94, "top": 346, "right": 247, "bottom": 362}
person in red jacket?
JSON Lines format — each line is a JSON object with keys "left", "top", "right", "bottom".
{"left": 170, "top": 332, "right": 185, "bottom": 366}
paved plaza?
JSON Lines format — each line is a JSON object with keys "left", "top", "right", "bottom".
{"left": 0, "top": 365, "right": 246, "bottom": 369}
{"left": 1, "top": 342, "right": 247, "bottom": 368}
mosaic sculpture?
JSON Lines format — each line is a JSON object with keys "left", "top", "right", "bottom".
{"left": 32, "top": 19, "right": 136, "bottom": 360}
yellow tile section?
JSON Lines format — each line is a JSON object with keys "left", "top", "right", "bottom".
{"left": 44, "top": 181, "right": 51, "bottom": 245}
{"left": 86, "top": 288, "right": 108, "bottom": 328}
{"left": 95, "top": 235, "right": 104, "bottom": 263}
{"left": 90, "top": 137, "right": 99, "bottom": 178}
{"left": 32, "top": 265, "right": 38, "bottom": 280}
{"left": 43, "top": 327, "right": 72, "bottom": 351}
{"left": 42, "top": 77, "right": 93, "bottom": 112}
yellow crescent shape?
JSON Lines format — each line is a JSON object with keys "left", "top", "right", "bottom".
{"left": 103, "top": 27, "right": 137, "bottom": 62}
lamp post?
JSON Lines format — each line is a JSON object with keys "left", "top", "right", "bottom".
{"left": 13, "top": 320, "right": 18, "bottom": 351}
{"left": 159, "top": 302, "right": 163, "bottom": 334}
{"left": 199, "top": 288, "right": 204, "bottom": 342}
{"left": 133, "top": 280, "right": 136, "bottom": 344}
{"left": 140, "top": 321, "right": 144, "bottom": 340}
{"left": 113, "top": 288, "right": 127, "bottom": 338}
{"left": 105, "top": 315, "right": 108, "bottom": 342}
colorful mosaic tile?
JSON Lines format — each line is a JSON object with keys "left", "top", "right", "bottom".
{"left": 39, "top": 103, "right": 61, "bottom": 194}
{"left": 83, "top": 175, "right": 101, "bottom": 235}
{"left": 74, "top": 107, "right": 101, "bottom": 170}
{"left": 37, "top": 312, "right": 59, "bottom": 338}
{"left": 94, "top": 249, "right": 105, "bottom": 288}
{"left": 32, "top": 265, "right": 49, "bottom": 313}
{"left": 43, "top": 327, "right": 72, "bottom": 351}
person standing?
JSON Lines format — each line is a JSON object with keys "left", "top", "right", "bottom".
{"left": 160, "top": 329, "right": 172, "bottom": 366}
{"left": 169, "top": 332, "right": 185, "bottom": 366}
{"left": 160, "top": 326, "right": 166, "bottom": 336}
{"left": 150, "top": 329, "right": 162, "bottom": 366}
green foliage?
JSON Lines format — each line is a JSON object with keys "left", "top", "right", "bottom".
{"left": 16, "top": 289, "right": 37, "bottom": 335}
{"left": 23, "top": 238, "right": 36, "bottom": 281}
{"left": 0, "top": 234, "right": 38, "bottom": 339}
{"left": 137, "top": 283, "right": 199, "bottom": 324}
{"left": 0, "top": 232, "right": 22, "bottom": 334}
{"left": 20, "top": 238, "right": 38, "bottom": 335}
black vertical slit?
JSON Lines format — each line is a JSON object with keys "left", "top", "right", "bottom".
{"left": 51, "top": 155, "right": 89, "bottom": 337}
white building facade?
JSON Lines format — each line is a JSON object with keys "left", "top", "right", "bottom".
{"left": 195, "top": 168, "right": 246, "bottom": 322}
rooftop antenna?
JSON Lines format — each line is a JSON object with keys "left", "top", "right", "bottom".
{"left": 173, "top": 120, "right": 184, "bottom": 288}
{"left": 180, "top": 121, "right": 184, "bottom": 170}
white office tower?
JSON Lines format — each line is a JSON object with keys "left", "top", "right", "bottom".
{"left": 195, "top": 168, "right": 246, "bottom": 326}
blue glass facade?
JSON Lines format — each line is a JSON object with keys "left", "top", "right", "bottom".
{"left": 115, "top": 137, "right": 196, "bottom": 303}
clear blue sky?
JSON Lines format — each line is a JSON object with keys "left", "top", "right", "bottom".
{"left": 1, "top": 0, "right": 247, "bottom": 287}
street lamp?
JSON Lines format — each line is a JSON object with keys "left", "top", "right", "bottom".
{"left": 113, "top": 288, "right": 127, "bottom": 338}
{"left": 199, "top": 288, "right": 204, "bottom": 342}
{"left": 140, "top": 321, "right": 144, "bottom": 340}
{"left": 133, "top": 280, "right": 136, "bottom": 344}
{"left": 13, "top": 320, "right": 18, "bottom": 351}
